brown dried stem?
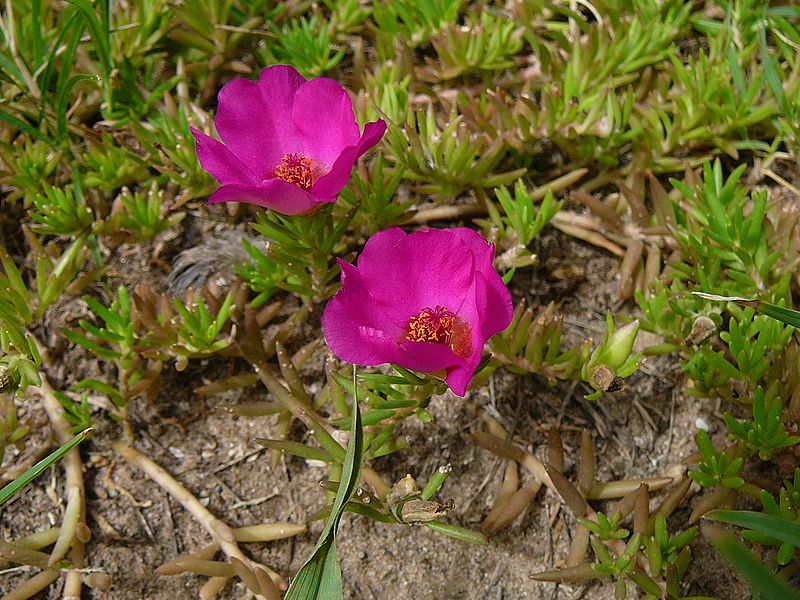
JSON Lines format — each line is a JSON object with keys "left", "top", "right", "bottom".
{"left": 482, "top": 461, "right": 519, "bottom": 532}
{"left": 36, "top": 376, "right": 87, "bottom": 599}
{"left": 0, "top": 569, "right": 60, "bottom": 600}
{"left": 471, "top": 431, "right": 555, "bottom": 495}
{"left": 199, "top": 576, "right": 230, "bottom": 600}
{"left": 113, "top": 442, "right": 287, "bottom": 596}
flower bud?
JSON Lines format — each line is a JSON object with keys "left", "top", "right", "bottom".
{"left": 582, "top": 318, "right": 640, "bottom": 399}
{"left": 684, "top": 315, "right": 716, "bottom": 345}
{"left": 597, "top": 319, "right": 640, "bottom": 371}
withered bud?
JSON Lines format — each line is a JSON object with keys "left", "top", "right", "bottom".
{"left": 0, "top": 367, "right": 15, "bottom": 393}
{"left": 684, "top": 316, "right": 716, "bottom": 346}
{"left": 395, "top": 498, "right": 454, "bottom": 524}
{"left": 590, "top": 365, "right": 624, "bottom": 393}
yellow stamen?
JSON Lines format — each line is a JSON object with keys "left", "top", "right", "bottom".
{"left": 403, "top": 305, "right": 472, "bottom": 358}
{"left": 273, "top": 152, "right": 314, "bottom": 190}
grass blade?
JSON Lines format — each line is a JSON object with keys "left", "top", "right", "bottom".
{"left": 0, "top": 108, "right": 58, "bottom": 148}
{"left": 692, "top": 292, "right": 800, "bottom": 328}
{"left": 709, "top": 510, "right": 800, "bottom": 548}
{"left": 0, "top": 427, "right": 92, "bottom": 506}
{"left": 284, "top": 367, "right": 363, "bottom": 600}
{"left": 708, "top": 528, "right": 800, "bottom": 600}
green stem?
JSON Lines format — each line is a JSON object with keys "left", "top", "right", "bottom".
{"left": 254, "top": 365, "right": 345, "bottom": 463}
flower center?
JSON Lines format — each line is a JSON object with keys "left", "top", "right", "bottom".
{"left": 403, "top": 305, "right": 472, "bottom": 358}
{"left": 273, "top": 152, "right": 315, "bottom": 190}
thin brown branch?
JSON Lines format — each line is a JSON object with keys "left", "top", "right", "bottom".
{"left": 35, "top": 377, "right": 86, "bottom": 599}
{"left": 113, "top": 442, "right": 287, "bottom": 595}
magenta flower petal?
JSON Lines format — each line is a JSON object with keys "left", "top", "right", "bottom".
{"left": 207, "top": 181, "right": 333, "bottom": 215}
{"left": 214, "top": 65, "right": 305, "bottom": 175}
{"left": 448, "top": 228, "right": 514, "bottom": 338}
{"left": 311, "top": 120, "right": 388, "bottom": 198}
{"left": 292, "top": 78, "right": 361, "bottom": 164}
{"left": 356, "top": 229, "right": 476, "bottom": 326}
{"left": 323, "top": 228, "right": 513, "bottom": 396}
{"left": 192, "top": 65, "right": 386, "bottom": 215}
{"left": 190, "top": 128, "right": 258, "bottom": 185}
{"left": 323, "top": 263, "right": 461, "bottom": 372}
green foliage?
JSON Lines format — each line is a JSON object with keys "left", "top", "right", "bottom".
{"left": 338, "top": 153, "right": 409, "bottom": 234}
{"left": 372, "top": 0, "right": 464, "bottom": 56}
{"left": 0, "top": 427, "right": 92, "bottom": 507}
{"left": 591, "top": 532, "right": 641, "bottom": 581}
{"left": 418, "top": 12, "right": 523, "bottom": 82}
{"left": 487, "top": 184, "right": 563, "bottom": 249}
{"left": 265, "top": 15, "right": 345, "bottom": 78}
{"left": 248, "top": 205, "right": 355, "bottom": 303}
{"left": 0, "top": 243, "right": 42, "bottom": 391}
{"left": 170, "top": 292, "right": 236, "bottom": 369}
{"left": 710, "top": 529, "right": 800, "bottom": 600}
{"left": 0, "top": 140, "right": 61, "bottom": 199}
{"left": 0, "top": 233, "right": 93, "bottom": 327}
{"left": 56, "top": 391, "right": 94, "bottom": 435}
{"left": 133, "top": 104, "right": 216, "bottom": 204}
{"left": 383, "top": 104, "right": 524, "bottom": 197}
{"left": 578, "top": 512, "right": 629, "bottom": 541}
{"left": 489, "top": 302, "right": 592, "bottom": 384}
{"left": 645, "top": 515, "right": 697, "bottom": 576}
{"left": 82, "top": 136, "right": 150, "bottom": 192}
{"left": 669, "top": 162, "right": 784, "bottom": 295}
{"left": 688, "top": 430, "right": 745, "bottom": 489}
{"left": 744, "top": 487, "right": 800, "bottom": 565}
{"left": 360, "top": 64, "right": 410, "bottom": 125}
{"left": 65, "top": 286, "right": 143, "bottom": 408}
{"left": 28, "top": 183, "right": 94, "bottom": 237}
{"left": 106, "top": 183, "right": 185, "bottom": 243}
{"left": 324, "top": 0, "right": 370, "bottom": 35}
{"left": 66, "top": 287, "right": 138, "bottom": 364}
{"left": 0, "top": 391, "right": 29, "bottom": 466}
{"left": 168, "top": 0, "right": 276, "bottom": 91}
{"left": 329, "top": 369, "right": 439, "bottom": 459}
{"left": 637, "top": 160, "right": 795, "bottom": 399}
{"left": 284, "top": 374, "right": 362, "bottom": 600}
{"left": 233, "top": 239, "right": 290, "bottom": 308}
{"left": 724, "top": 386, "right": 800, "bottom": 461}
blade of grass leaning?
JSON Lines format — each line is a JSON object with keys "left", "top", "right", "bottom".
{"left": 692, "top": 292, "right": 800, "bottom": 328}
{"left": 708, "top": 528, "right": 800, "bottom": 600}
{"left": 284, "top": 367, "right": 363, "bottom": 600}
{"left": 0, "top": 108, "right": 59, "bottom": 148}
{"left": 709, "top": 510, "right": 800, "bottom": 548}
{"left": 0, "top": 427, "right": 92, "bottom": 506}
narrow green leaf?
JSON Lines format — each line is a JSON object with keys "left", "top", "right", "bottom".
{"left": 709, "top": 510, "right": 800, "bottom": 549}
{"left": 64, "top": 0, "right": 111, "bottom": 75}
{"left": 760, "top": 26, "right": 788, "bottom": 116}
{"left": 0, "top": 428, "right": 92, "bottom": 506}
{"left": 284, "top": 368, "right": 363, "bottom": 600}
{"left": 0, "top": 109, "right": 58, "bottom": 148}
{"left": 256, "top": 439, "right": 334, "bottom": 463}
{"left": 710, "top": 529, "right": 800, "bottom": 600}
{"left": 422, "top": 520, "right": 487, "bottom": 544}
{"left": 692, "top": 293, "right": 800, "bottom": 328}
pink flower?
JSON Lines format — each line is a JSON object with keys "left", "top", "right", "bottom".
{"left": 191, "top": 65, "right": 386, "bottom": 215}
{"left": 322, "top": 228, "right": 513, "bottom": 396}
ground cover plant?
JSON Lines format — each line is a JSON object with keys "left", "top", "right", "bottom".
{"left": 2, "top": 0, "right": 800, "bottom": 598}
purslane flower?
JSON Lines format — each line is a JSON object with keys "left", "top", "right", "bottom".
{"left": 191, "top": 65, "right": 386, "bottom": 215}
{"left": 322, "top": 228, "right": 513, "bottom": 396}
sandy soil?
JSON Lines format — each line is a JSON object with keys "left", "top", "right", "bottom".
{"left": 0, "top": 220, "right": 752, "bottom": 600}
